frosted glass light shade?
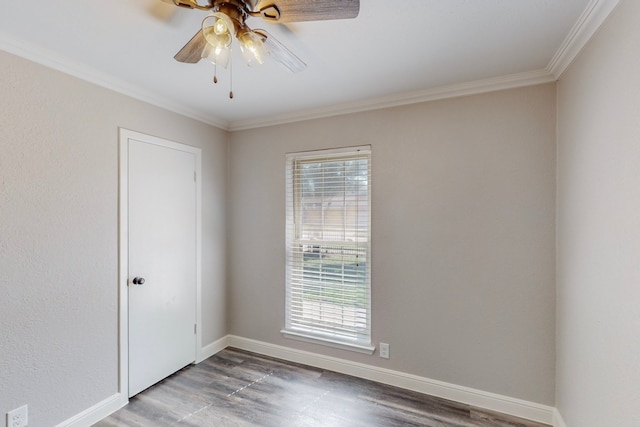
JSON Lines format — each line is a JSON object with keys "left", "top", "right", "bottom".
{"left": 238, "top": 30, "right": 268, "bottom": 66}
{"left": 202, "top": 13, "right": 235, "bottom": 50}
{"left": 202, "top": 43, "right": 231, "bottom": 69}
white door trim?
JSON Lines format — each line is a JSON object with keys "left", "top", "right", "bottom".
{"left": 117, "top": 128, "right": 202, "bottom": 402}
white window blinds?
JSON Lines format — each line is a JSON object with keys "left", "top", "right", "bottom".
{"left": 285, "top": 146, "right": 372, "bottom": 350}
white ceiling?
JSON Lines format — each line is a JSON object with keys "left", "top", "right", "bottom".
{"left": 0, "top": 0, "right": 618, "bottom": 130}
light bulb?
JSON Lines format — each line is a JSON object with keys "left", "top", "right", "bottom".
{"left": 213, "top": 17, "right": 228, "bottom": 35}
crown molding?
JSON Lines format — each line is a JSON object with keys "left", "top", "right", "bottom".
{"left": 546, "top": 0, "right": 621, "bottom": 78}
{"left": 232, "top": 0, "right": 621, "bottom": 132}
{"left": 1, "top": 29, "right": 552, "bottom": 134}
{"left": 229, "top": 69, "right": 555, "bottom": 131}
{"left": 2, "top": 0, "right": 619, "bottom": 134}
{"left": 0, "top": 32, "right": 230, "bottom": 131}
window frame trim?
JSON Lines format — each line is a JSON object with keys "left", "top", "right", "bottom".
{"left": 281, "top": 329, "right": 376, "bottom": 355}
{"left": 283, "top": 145, "right": 373, "bottom": 354}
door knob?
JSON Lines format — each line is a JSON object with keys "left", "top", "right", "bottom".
{"left": 132, "top": 277, "right": 146, "bottom": 285}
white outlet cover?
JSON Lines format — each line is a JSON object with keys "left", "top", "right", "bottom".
{"left": 380, "top": 343, "right": 390, "bottom": 359}
{"left": 7, "top": 405, "right": 28, "bottom": 427}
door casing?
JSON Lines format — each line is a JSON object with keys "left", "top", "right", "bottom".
{"left": 118, "top": 128, "right": 202, "bottom": 402}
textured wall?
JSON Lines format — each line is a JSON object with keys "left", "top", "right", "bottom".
{"left": 228, "top": 84, "right": 557, "bottom": 405}
{"left": 556, "top": 0, "right": 640, "bottom": 425}
{"left": 0, "top": 51, "right": 227, "bottom": 425}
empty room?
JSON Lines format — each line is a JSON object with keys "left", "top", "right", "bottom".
{"left": 1, "top": 0, "right": 638, "bottom": 426}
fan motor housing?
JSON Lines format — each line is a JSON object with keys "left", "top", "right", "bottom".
{"left": 214, "top": 2, "right": 249, "bottom": 26}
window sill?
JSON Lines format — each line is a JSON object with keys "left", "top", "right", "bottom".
{"left": 281, "top": 329, "right": 375, "bottom": 355}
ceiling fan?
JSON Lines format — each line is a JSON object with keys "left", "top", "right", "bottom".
{"left": 162, "top": 0, "right": 360, "bottom": 97}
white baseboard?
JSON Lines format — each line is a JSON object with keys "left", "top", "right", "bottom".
{"left": 58, "top": 337, "right": 228, "bottom": 426}
{"left": 74, "top": 336, "right": 556, "bottom": 426}
{"left": 553, "top": 408, "right": 568, "bottom": 427}
{"left": 227, "top": 335, "right": 555, "bottom": 426}
{"left": 55, "top": 393, "right": 126, "bottom": 427}
{"left": 197, "top": 335, "right": 230, "bottom": 363}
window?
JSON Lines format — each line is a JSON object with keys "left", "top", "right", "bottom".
{"left": 283, "top": 146, "right": 372, "bottom": 354}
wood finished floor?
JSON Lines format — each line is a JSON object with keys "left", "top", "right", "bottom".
{"left": 95, "top": 348, "right": 550, "bottom": 427}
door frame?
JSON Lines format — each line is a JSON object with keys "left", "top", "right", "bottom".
{"left": 117, "top": 128, "right": 202, "bottom": 402}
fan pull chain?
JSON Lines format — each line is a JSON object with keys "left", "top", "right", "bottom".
{"left": 213, "top": 61, "right": 218, "bottom": 84}
{"left": 229, "top": 54, "right": 234, "bottom": 99}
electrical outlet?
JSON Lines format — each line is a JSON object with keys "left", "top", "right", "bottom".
{"left": 379, "top": 343, "right": 390, "bottom": 359}
{"left": 6, "top": 405, "right": 28, "bottom": 427}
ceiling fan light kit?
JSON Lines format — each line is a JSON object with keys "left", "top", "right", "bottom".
{"left": 167, "top": 0, "right": 360, "bottom": 98}
{"left": 201, "top": 11, "right": 235, "bottom": 69}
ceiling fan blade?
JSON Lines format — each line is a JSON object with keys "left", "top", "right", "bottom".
{"left": 174, "top": 29, "right": 207, "bottom": 63}
{"left": 256, "top": 0, "right": 359, "bottom": 23}
{"left": 255, "top": 29, "right": 307, "bottom": 73}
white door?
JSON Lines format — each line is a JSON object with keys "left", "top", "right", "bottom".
{"left": 126, "top": 134, "right": 198, "bottom": 397}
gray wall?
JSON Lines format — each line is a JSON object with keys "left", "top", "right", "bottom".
{"left": 228, "top": 84, "right": 557, "bottom": 405}
{"left": 556, "top": 0, "right": 640, "bottom": 425}
{"left": 0, "top": 51, "right": 228, "bottom": 425}
{"left": 16, "top": 13, "right": 640, "bottom": 418}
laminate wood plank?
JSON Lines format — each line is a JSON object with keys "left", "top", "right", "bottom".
{"left": 94, "top": 348, "right": 550, "bottom": 427}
